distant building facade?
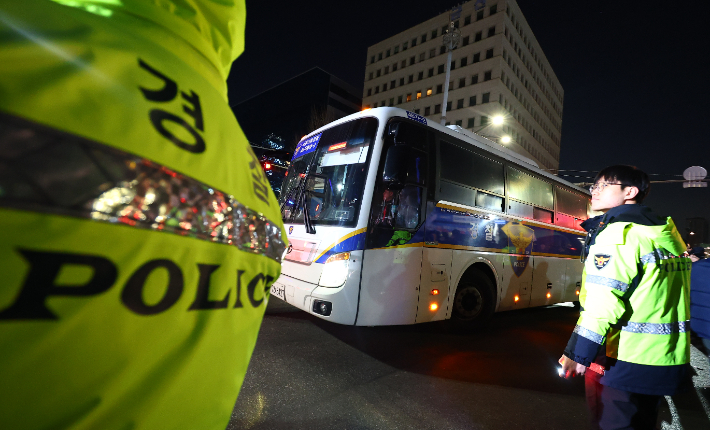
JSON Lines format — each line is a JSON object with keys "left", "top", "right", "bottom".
{"left": 362, "top": 0, "right": 563, "bottom": 171}
{"left": 232, "top": 67, "right": 361, "bottom": 154}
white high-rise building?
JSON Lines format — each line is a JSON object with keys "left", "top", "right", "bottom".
{"left": 362, "top": 0, "right": 564, "bottom": 171}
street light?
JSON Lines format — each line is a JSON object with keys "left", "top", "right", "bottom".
{"left": 472, "top": 114, "right": 506, "bottom": 134}
{"left": 440, "top": 21, "right": 460, "bottom": 126}
{"left": 473, "top": 116, "right": 511, "bottom": 146}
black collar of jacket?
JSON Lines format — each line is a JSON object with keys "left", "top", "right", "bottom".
{"left": 582, "top": 204, "right": 665, "bottom": 233}
{"left": 579, "top": 204, "right": 664, "bottom": 262}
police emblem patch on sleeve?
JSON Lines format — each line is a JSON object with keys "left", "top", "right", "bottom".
{"left": 594, "top": 254, "right": 611, "bottom": 270}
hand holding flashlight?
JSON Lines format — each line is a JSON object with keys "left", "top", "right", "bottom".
{"left": 558, "top": 355, "right": 586, "bottom": 379}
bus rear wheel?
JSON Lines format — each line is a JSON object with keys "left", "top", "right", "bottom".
{"left": 451, "top": 269, "right": 495, "bottom": 327}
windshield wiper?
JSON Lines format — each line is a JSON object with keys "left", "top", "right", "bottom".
{"left": 300, "top": 188, "right": 316, "bottom": 235}
{"left": 296, "top": 166, "right": 316, "bottom": 234}
{"left": 281, "top": 168, "right": 316, "bottom": 234}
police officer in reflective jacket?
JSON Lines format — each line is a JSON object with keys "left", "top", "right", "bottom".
{"left": 558, "top": 165, "right": 691, "bottom": 430}
{"left": 0, "top": 1, "right": 286, "bottom": 429}
{"left": 689, "top": 246, "right": 710, "bottom": 367}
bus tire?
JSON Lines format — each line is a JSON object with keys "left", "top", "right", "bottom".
{"left": 451, "top": 269, "right": 495, "bottom": 327}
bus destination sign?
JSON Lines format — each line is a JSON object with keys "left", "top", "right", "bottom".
{"left": 292, "top": 133, "right": 322, "bottom": 160}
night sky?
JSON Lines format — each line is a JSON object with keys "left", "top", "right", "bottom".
{"left": 227, "top": 0, "right": 710, "bottom": 238}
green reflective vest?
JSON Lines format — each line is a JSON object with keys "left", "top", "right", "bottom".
{"left": 0, "top": 1, "right": 286, "bottom": 429}
{"left": 575, "top": 212, "right": 690, "bottom": 367}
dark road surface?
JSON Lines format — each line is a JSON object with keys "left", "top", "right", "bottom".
{"left": 228, "top": 299, "right": 710, "bottom": 430}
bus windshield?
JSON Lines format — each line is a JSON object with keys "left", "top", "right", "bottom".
{"left": 279, "top": 117, "right": 378, "bottom": 227}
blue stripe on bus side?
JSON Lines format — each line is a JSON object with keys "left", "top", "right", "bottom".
{"left": 330, "top": 206, "right": 584, "bottom": 259}
{"left": 315, "top": 232, "right": 368, "bottom": 263}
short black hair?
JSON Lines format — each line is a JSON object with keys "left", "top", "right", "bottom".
{"left": 594, "top": 165, "right": 650, "bottom": 203}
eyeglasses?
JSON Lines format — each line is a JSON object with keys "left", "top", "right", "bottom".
{"left": 589, "top": 182, "right": 623, "bottom": 193}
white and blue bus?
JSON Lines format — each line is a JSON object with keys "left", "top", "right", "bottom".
{"left": 271, "top": 107, "right": 590, "bottom": 326}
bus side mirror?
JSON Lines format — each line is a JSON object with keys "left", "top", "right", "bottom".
{"left": 382, "top": 145, "right": 409, "bottom": 190}
{"left": 386, "top": 122, "right": 401, "bottom": 143}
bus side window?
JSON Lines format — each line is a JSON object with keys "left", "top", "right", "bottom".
{"left": 371, "top": 121, "right": 429, "bottom": 236}
{"left": 533, "top": 207, "right": 553, "bottom": 224}
{"left": 392, "top": 121, "right": 428, "bottom": 152}
{"left": 506, "top": 166, "right": 554, "bottom": 211}
{"left": 438, "top": 140, "right": 504, "bottom": 211}
{"left": 440, "top": 141, "right": 505, "bottom": 196}
{"left": 395, "top": 185, "right": 422, "bottom": 229}
{"left": 555, "top": 187, "right": 589, "bottom": 229}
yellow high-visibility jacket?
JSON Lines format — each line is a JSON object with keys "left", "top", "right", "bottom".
{"left": 0, "top": 1, "right": 286, "bottom": 429}
{"left": 564, "top": 204, "right": 690, "bottom": 395}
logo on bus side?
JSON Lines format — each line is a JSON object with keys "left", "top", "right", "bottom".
{"left": 289, "top": 226, "right": 294, "bottom": 235}
{"left": 501, "top": 221, "right": 534, "bottom": 277}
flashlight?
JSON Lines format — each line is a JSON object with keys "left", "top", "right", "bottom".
{"left": 558, "top": 366, "right": 564, "bottom": 377}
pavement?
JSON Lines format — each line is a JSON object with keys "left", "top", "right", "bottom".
{"left": 227, "top": 298, "right": 710, "bottom": 430}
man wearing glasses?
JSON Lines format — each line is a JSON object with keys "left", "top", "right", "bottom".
{"left": 558, "top": 165, "right": 691, "bottom": 430}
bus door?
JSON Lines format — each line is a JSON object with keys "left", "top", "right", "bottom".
{"left": 529, "top": 228, "right": 574, "bottom": 306}
{"left": 417, "top": 245, "right": 452, "bottom": 323}
{"left": 500, "top": 256, "right": 533, "bottom": 309}
{"left": 530, "top": 256, "right": 567, "bottom": 307}
{"left": 358, "top": 119, "right": 432, "bottom": 325}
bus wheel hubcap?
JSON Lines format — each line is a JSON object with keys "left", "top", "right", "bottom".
{"left": 455, "top": 286, "right": 483, "bottom": 319}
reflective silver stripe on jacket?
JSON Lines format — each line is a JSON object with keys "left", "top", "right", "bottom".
{"left": 0, "top": 112, "right": 286, "bottom": 262}
{"left": 573, "top": 325, "right": 604, "bottom": 344}
{"left": 640, "top": 248, "right": 679, "bottom": 265}
{"left": 619, "top": 320, "right": 690, "bottom": 335}
{"left": 585, "top": 274, "right": 629, "bottom": 293}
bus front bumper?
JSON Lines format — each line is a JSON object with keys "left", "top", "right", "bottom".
{"left": 270, "top": 258, "right": 362, "bottom": 325}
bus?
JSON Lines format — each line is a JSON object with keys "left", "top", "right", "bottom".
{"left": 271, "top": 107, "right": 590, "bottom": 326}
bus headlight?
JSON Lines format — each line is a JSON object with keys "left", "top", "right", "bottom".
{"left": 319, "top": 252, "right": 350, "bottom": 287}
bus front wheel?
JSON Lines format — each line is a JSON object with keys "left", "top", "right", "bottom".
{"left": 451, "top": 270, "right": 495, "bottom": 327}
